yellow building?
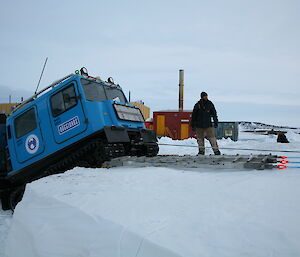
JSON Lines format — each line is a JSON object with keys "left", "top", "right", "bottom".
{"left": 0, "top": 103, "right": 19, "bottom": 115}
{"left": 130, "top": 101, "right": 150, "bottom": 120}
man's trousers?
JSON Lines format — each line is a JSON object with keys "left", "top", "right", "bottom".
{"left": 195, "top": 127, "right": 219, "bottom": 154}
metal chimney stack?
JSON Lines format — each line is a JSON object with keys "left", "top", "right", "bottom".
{"left": 178, "top": 69, "right": 184, "bottom": 111}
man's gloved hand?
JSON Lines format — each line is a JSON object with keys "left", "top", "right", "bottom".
{"left": 214, "top": 122, "right": 218, "bottom": 128}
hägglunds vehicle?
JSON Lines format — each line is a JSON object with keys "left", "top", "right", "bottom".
{"left": 0, "top": 68, "right": 158, "bottom": 210}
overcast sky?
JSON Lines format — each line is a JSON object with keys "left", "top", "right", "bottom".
{"left": 1, "top": 0, "right": 300, "bottom": 126}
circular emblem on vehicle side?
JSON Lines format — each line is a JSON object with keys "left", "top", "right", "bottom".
{"left": 25, "top": 134, "right": 39, "bottom": 154}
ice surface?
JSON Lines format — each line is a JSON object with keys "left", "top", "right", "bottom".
{"left": 2, "top": 130, "right": 300, "bottom": 257}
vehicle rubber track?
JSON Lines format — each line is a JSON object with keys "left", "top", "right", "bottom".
{"left": 46, "top": 140, "right": 159, "bottom": 174}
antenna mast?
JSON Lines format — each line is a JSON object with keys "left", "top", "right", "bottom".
{"left": 35, "top": 57, "right": 48, "bottom": 95}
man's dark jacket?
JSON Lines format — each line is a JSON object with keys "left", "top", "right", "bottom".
{"left": 191, "top": 99, "right": 218, "bottom": 129}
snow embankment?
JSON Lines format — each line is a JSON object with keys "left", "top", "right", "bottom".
{"left": 5, "top": 165, "right": 300, "bottom": 257}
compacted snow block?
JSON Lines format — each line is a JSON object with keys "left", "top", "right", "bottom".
{"left": 5, "top": 186, "right": 181, "bottom": 257}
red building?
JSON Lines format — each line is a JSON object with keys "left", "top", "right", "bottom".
{"left": 149, "top": 110, "right": 195, "bottom": 140}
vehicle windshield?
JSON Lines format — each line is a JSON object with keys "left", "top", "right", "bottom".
{"left": 81, "top": 79, "right": 127, "bottom": 103}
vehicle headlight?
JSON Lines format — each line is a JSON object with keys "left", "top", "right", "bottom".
{"left": 114, "top": 104, "right": 144, "bottom": 122}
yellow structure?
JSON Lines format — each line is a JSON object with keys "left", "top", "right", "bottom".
{"left": 130, "top": 101, "right": 150, "bottom": 120}
{"left": 180, "top": 123, "right": 189, "bottom": 140}
{"left": 0, "top": 103, "right": 19, "bottom": 115}
{"left": 156, "top": 115, "right": 165, "bottom": 135}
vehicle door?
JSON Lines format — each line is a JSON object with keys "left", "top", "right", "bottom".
{"left": 13, "top": 106, "right": 45, "bottom": 163}
{"left": 49, "top": 82, "right": 87, "bottom": 144}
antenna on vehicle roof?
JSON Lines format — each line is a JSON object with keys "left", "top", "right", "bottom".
{"left": 35, "top": 57, "right": 48, "bottom": 95}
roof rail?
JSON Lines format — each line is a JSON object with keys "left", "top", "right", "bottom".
{"left": 12, "top": 73, "right": 74, "bottom": 114}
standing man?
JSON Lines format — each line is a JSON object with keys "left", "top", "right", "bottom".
{"left": 191, "top": 92, "right": 221, "bottom": 155}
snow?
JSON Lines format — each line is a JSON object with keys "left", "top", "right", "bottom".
{"left": 2, "top": 129, "right": 300, "bottom": 257}
{"left": 0, "top": 210, "right": 12, "bottom": 257}
{"left": 159, "top": 128, "right": 300, "bottom": 156}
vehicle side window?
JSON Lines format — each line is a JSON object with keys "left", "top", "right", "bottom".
{"left": 51, "top": 91, "right": 64, "bottom": 116}
{"left": 14, "top": 108, "right": 37, "bottom": 138}
{"left": 51, "top": 84, "right": 77, "bottom": 117}
{"left": 63, "top": 86, "right": 77, "bottom": 109}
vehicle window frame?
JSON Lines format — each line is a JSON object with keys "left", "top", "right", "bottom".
{"left": 50, "top": 83, "right": 78, "bottom": 117}
{"left": 14, "top": 108, "right": 37, "bottom": 139}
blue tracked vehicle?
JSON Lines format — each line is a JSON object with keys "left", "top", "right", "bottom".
{"left": 0, "top": 68, "right": 158, "bottom": 210}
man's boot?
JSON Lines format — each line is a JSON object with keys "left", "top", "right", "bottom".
{"left": 197, "top": 150, "right": 205, "bottom": 155}
{"left": 214, "top": 150, "right": 221, "bottom": 155}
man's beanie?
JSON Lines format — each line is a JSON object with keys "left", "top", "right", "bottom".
{"left": 201, "top": 92, "right": 208, "bottom": 98}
